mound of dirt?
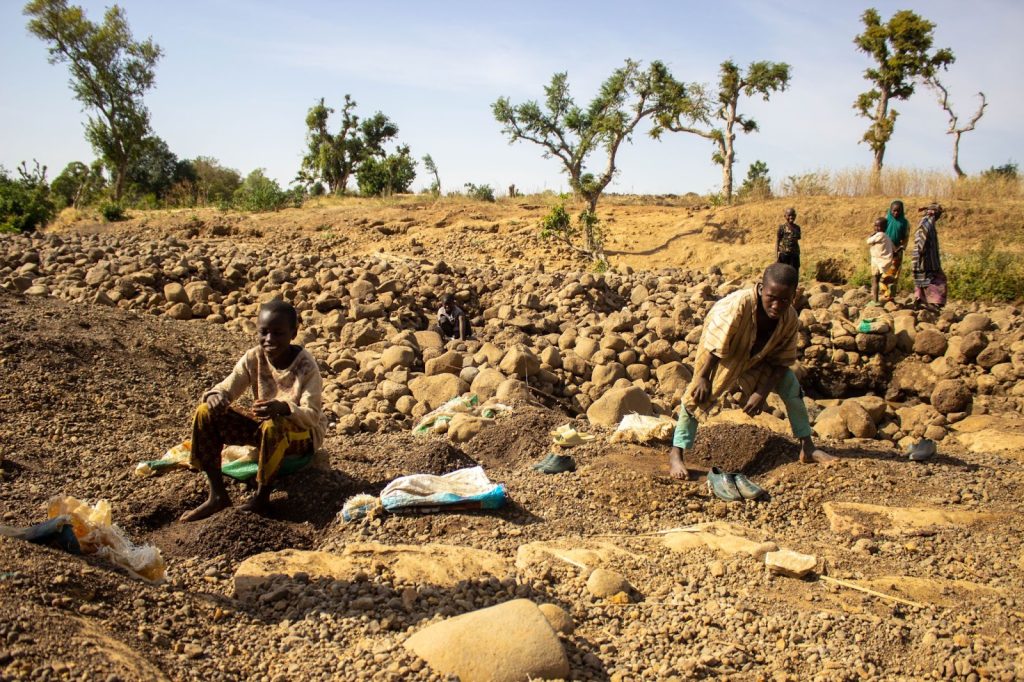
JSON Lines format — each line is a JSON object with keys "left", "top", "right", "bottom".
{"left": 468, "top": 405, "right": 574, "bottom": 468}
{"left": 147, "top": 507, "right": 313, "bottom": 562}
{"left": 687, "top": 423, "right": 796, "bottom": 474}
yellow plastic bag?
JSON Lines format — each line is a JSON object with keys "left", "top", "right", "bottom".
{"left": 46, "top": 496, "right": 166, "bottom": 583}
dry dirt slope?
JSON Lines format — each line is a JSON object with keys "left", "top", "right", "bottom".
{"left": 1, "top": 283, "right": 1024, "bottom": 678}
{"left": 54, "top": 194, "right": 1024, "bottom": 279}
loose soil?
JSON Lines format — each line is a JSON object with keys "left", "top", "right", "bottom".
{"left": 2, "top": 204, "right": 1023, "bottom": 681}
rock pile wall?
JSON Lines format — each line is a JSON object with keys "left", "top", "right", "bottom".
{"left": 3, "top": 231, "right": 1022, "bottom": 451}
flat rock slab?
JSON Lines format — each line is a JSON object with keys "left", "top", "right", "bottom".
{"left": 662, "top": 522, "right": 778, "bottom": 560}
{"left": 515, "top": 539, "right": 638, "bottom": 572}
{"left": 823, "top": 502, "right": 999, "bottom": 538}
{"left": 846, "top": 575, "right": 1001, "bottom": 608}
{"left": 950, "top": 414, "right": 1024, "bottom": 457}
{"left": 234, "top": 543, "right": 510, "bottom": 598}
{"left": 404, "top": 598, "right": 570, "bottom": 682}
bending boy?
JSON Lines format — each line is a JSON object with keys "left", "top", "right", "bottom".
{"left": 668, "top": 264, "right": 835, "bottom": 479}
{"left": 181, "top": 300, "right": 327, "bottom": 522}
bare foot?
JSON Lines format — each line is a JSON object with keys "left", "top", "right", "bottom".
{"left": 180, "top": 494, "right": 230, "bottom": 522}
{"left": 800, "top": 447, "right": 838, "bottom": 465}
{"left": 668, "top": 447, "right": 699, "bottom": 480}
{"left": 240, "top": 493, "right": 271, "bottom": 515}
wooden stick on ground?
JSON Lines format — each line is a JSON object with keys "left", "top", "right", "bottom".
{"left": 819, "top": 575, "right": 929, "bottom": 609}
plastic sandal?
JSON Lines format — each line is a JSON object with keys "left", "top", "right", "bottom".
{"left": 538, "top": 454, "right": 576, "bottom": 474}
{"left": 907, "top": 438, "right": 937, "bottom": 461}
{"left": 732, "top": 473, "right": 766, "bottom": 500}
{"left": 706, "top": 467, "right": 743, "bottom": 502}
{"left": 532, "top": 453, "right": 556, "bottom": 470}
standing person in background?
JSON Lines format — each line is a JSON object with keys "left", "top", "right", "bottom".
{"left": 912, "top": 203, "right": 947, "bottom": 312}
{"left": 776, "top": 208, "right": 801, "bottom": 275}
{"left": 867, "top": 217, "right": 895, "bottom": 303}
{"left": 885, "top": 200, "right": 910, "bottom": 295}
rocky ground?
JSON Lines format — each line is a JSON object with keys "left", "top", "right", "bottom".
{"left": 1, "top": 221, "right": 1023, "bottom": 681}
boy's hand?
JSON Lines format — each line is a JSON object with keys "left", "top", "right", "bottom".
{"left": 206, "top": 393, "right": 228, "bottom": 413}
{"left": 253, "top": 399, "right": 290, "bottom": 419}
{"left": 691, "top": 377, "right": 711, "bottom": 404}
{"left": 743, "top": 391, "right": 766, "bottom": 416}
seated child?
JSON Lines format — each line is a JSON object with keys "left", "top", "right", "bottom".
{"left": 867, "top": 217, "right": 895, "bottom": 302}
{"left": 437, "top": 293, "right": 471, "bottom": 341}
{"left": 180, "top": 300, "right": 327, "bottom": 522}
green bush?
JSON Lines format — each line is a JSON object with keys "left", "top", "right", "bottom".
{"left": 463, "top": 182, "right": 495, "bottom": 202}
{"left": 539, "top": 200, "right": 576, "bottom": 241}
{"left": 232, "top": 169, "right": 294, "bottom": 212}
{"left": 100, "top": 201, "right": 126, "bottom": 221}
{"left": 356, "top": 146, "right": 416, "bottom": 196}
{"left": 736, "top": 160, "right": 773, "bottom": 201}
{"left": 947, "top": 240, "right": 1024, "bottom": 302}
{"left": 0, "top": 161, "right": 55, "bottom": 233}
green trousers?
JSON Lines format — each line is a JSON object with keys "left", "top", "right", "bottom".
{"left": 672, "top": 369, "right": 812, "bottom": 449}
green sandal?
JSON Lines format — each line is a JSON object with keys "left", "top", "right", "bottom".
{"left": 707, "top": 467, "right": 743, "bottom": 502}
{"left": 732, "top": 473, "right": 766, "bottom": 500}
{"left": 537, "top": 454, "right": 576, "bottom": 474}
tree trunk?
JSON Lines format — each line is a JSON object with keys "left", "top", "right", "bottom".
{"left": 113, "top": 164, "right": 127, "bottom": 202}
{"left": 722, "top": 147, "right": 735, "bottom": 204}
{"left": 952, "top": 132, "right": 965, "bottom": 178}
{"left": 870, "top": 90, "right": 890, "bottom": 185}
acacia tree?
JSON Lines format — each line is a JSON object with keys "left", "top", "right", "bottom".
{"left": 298, "top": 96, "right": 400, "bottom": 194}
{"left": 493, "top": 59, "right": 692, "bottom": 256}
{"left": 299, "top": 95, "right": 360, "bottom": 193}
{"left": 654, "top": 60, "right": 789, "bottom": 204}
{"left": 25, "top": 0, "right": 162, "bottom": 201}
{"left": 422, "top": 154, "right": 441, "bottom": 195}
{"left": 928, "top": 79, "right": 986, "bottom": 178}
{"left": 853, "top": 8, "right": 954, "bottom": 178}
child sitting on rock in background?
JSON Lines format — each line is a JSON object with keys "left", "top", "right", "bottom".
{"left": 867, "top": 217, "right": 896, "bottom": 303}
{"left": 180, "top": 300, "right": 327, "bottom": 522}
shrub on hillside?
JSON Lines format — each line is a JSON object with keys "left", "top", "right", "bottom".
{"left": 0, "top": 162, "right": 54, "bottom": 233}
{"left": 463, "top": 183, "right": 496, "bottom": 202}
{"left": 99, "top": 201, "right": 125, "bottom": 222}
{"left": 356, "top": 146, "right": 416, "bottom": 196}
{"left": 947, "top": 239, "right": 1024, "bottom": 302}
{"left": 232, "top": 170, "right": 298, "bottom": 212}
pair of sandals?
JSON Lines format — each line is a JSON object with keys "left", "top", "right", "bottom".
{"left": 533, "top": 453, "right": 576, "bottom": 474}
{"left": 906, "top": 438, "right": 936, "bottom": 462}
{"left": 706, "top": 467, "right": 765, "bottom": 502}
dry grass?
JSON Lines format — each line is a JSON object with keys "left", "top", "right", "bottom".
{"left": 778, "top": 166, "right": 1023, "bottom": 201}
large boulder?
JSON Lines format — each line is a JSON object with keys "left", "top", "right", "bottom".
{"left": 380, "top": 345, "right": 416, "bottom": 372}
{"left": 656, "top": 362, "right": 693, "bottom": 399}
{"left": 586, "top": 386, "right": 653, "bottom": 427}
{"left": 408, "top": 374, "right": 469, "bottom": 411}
{"left": 499, "top": 347, "right": 541, "bottom": 380}
{"left": 425, "top": 350, "right": 465, "bottom": 377}
{"left": 813, "top": 406, "right": 849, "bottom": 440}
{"left": 591, "top": 362, "right": 626, "bottom": 389}
{"left": 339, "top": 319, "right": 382, "bottom": 348}
{"left": 930, "top": 379, "right": 972, "bottom": 415}
{"left": 897, "top": 403, "right": 942, "bottom": 437}
{"left": 404, "top": 599, "right": 570, "bottom": 682}
{"left": 976, "top": 345, "right": 1010, "bottom": 369}
{"left": 913, "top": 329, "right": 948, "bottom": 357}
{"left": 840, "top": 400, "right": 877, "bottom": 439}
{"left": 470, "top": 368, "right": 507, "bottom": 402}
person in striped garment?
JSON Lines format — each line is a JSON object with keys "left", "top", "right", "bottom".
{"left": 668, "top": 263, "right": 835, "bottom": 479}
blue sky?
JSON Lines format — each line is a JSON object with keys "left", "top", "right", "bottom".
{"left": 1, "top": 0, "right": 1020, "bottom": 195}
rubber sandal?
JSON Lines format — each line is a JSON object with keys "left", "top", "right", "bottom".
{"left": 532, "top": 453, "right": 556, "bottom": 470}
{"left": 907, "top": 438, "right": 937, "bottom": 462}
{"left": 706, "top": 467, "right": 743, "bottom": 502}
{"left": 538, "top": 454, "right": 576, "bottom": 474}
{"left": 732, "top": 473, "right": 766, "bottom": 500}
